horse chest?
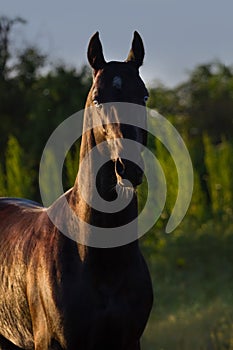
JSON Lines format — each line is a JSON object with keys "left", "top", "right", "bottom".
{"left": 65, "top": 279, "right": 142, "bottom": 349}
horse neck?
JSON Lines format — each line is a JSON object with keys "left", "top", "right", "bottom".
{"left": 69, "top": 110, "right": 140, "bottom": 265}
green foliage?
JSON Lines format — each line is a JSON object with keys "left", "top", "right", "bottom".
{"left": 39, "top": 148, "right": 60, "bottom": 206}
{"left": 0, "top": 16, "right": 92, "bottom": 200}
{"left": 16, "top": 46, "right": 46, "bottom": 87}
{"left": 20, "top": 64, "right": 91, "bottom": 162}
{"left": 3, "top": 135, "right": 34, "bottom": 197}
{"left": 64, "top": 141, "right": 80, "bottom": 189}
{"left": 188, "top": 169, "right": 208, "bottom": 220}
{"left": 147, "top": 84, "right": 181, "bottom": 115}
{"left": 154, "top": 135, "right": 178, "bottom": 218}
{"left": 203, "top": 135, "right": 233, "bottom": 219}
{"left": 176, "top": 61, "right": 233, "bottom": 141}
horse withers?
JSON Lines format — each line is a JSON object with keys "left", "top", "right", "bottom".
{"left": 0, "top": 32, "right": 153, "bottom": 350}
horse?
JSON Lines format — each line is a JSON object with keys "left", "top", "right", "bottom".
{"left": 0, "top": 31, "right": 153, "bottom": 350}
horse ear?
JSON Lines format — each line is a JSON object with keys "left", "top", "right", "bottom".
{"left": 126, "top": 31, "right": 145, "bottom": 68}
{"left": 87, "top": 32, "right": 106, "bottom": 72}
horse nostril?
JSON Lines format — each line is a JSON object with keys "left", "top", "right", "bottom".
{"left": 115, "top": 158, "right": 125, "bottom": 177}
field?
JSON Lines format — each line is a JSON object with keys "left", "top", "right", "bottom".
{"left": 141, "top": 219, "right": 233, "bottom": 349}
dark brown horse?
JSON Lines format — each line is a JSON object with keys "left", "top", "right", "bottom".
{"left": 0, "top": 32, "right": 153, "bottom": 350}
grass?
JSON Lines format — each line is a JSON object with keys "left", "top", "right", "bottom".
{"left": 143, "top": 301, "right": 233, "bottom": 350}
{"left": 141, "top": 217, "right": 233, "bottom": 350}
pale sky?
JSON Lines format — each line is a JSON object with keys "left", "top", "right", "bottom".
{"left": 1, "top": 0, "right": 233, "bottom": 87}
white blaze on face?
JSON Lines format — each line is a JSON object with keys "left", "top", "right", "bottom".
{"left": 112, "top": 76, "right": 122, "bottom": 90}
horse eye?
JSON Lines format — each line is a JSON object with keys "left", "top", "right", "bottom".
{"left": 144, "top": 96, "right": 149, "bottom": 103}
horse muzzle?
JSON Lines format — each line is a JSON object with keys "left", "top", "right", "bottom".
{"left": 115, "top": 157, "right": 144, "bottom": 188}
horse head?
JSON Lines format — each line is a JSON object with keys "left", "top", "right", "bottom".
{"left": 82, "top": 32, "right": 149, "bottom": 199}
